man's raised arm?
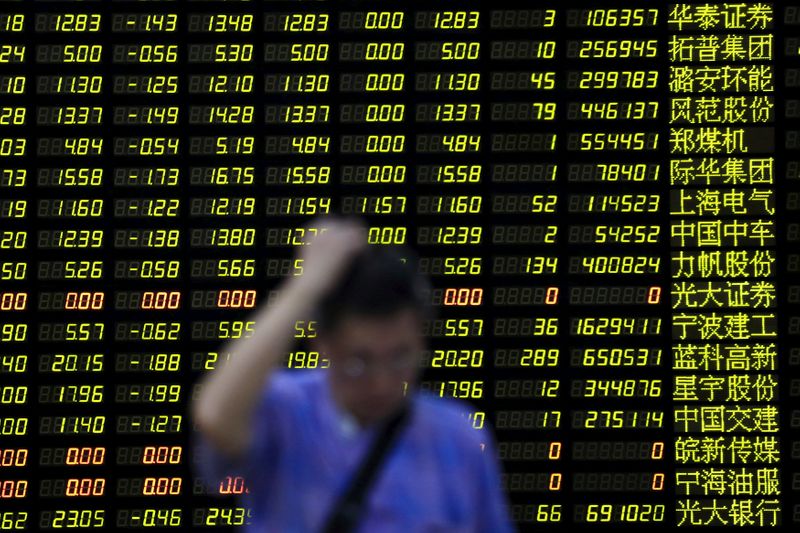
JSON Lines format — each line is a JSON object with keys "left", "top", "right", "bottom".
{"left": 190, "top": 216, "right": 367, "bottom": 459}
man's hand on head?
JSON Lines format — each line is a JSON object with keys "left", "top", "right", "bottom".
{"left": 294, "top": 215, "right": 369, "bottom": 297}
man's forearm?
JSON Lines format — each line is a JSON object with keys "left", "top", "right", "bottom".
{"left": 192, "top": 277, "right": 323, "bottom": 457}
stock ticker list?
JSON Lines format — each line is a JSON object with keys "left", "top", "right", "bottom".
{"left": 1, "top": 0, "right": 800, "bottom": 530}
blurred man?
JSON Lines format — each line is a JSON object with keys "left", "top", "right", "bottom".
{"left": 192, "top": 215, "right": 515, "bottom": 532}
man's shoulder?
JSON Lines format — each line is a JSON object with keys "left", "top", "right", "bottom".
{"left": 262, "top": 368, "right": 326, "bottom": 402}
{"left": 412, "top": 392, "right": 485, "bottom": 447}
{"left": 270, "top": 367, "right": 325, "bottom": 385}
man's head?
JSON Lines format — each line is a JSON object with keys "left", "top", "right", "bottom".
{"left": 310, "top": 244, "right": 435, "bottom": 427}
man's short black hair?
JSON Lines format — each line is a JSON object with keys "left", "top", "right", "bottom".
{"left": 312, "top": 244, "right": 435, "bottom": 336}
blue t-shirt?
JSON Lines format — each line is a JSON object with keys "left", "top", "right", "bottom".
{"left": 193, "top": 368, "right": 516, "bottom": 532}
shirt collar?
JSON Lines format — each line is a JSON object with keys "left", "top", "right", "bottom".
{"left": 337, "top": 406, "right": 360, "bottom": 437}
{"left": 321, "top": 369, "right": 414, "bottom": 439}
{"left": 322, "top": 369, "right": 368, "bottom": 439}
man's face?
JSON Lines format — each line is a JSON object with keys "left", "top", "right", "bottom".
{"left": 315, "top": 308, "right": 424, "bottom": 428}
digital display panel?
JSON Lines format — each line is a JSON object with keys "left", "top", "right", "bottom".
{"left": 0, "top": 1, "right": 798, "bottom": 530}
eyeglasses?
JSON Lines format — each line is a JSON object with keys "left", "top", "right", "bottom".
{"left": 337, "top": 352, "right": 419, "bottom": 378}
